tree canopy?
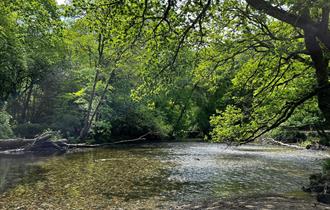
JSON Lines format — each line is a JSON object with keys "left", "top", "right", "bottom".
{"left": 0, "top": 0, "right": 329, "bottom": 144}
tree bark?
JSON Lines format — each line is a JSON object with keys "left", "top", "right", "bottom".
{"left": 304, "top": 29, "right": 330, "bottom": 127}
{"left": 21, "top": 82, "right": 33, "bottom": 123}
{"left": 79, "top": 34, "right": 105, "bottom": 140}
{"left": 79, "top": 69, "right": 100, "bottom": 140}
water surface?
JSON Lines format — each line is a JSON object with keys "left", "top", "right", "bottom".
{"left": 0, "top": 142, "right": 329, "bottom": 209}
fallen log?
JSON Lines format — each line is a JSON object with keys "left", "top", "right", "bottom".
{"left": 0, "top": 132, "right": 68, "bottom": 154}
{"left": 0, "top": 138, "right": 35, "bottom": 150}
{"left": 24, "top": 132, "right": 68, "bottom": 154}
{"left": 0, "top": 132, "right": 58, "bottom": 150}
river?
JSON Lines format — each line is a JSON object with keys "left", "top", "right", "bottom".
{"left": 0, "top": 142, "right": 329, "bottom": 209}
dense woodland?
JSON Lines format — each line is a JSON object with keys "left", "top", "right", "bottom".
{"left": 0, "top": 0, "right": 329, "bottom": 145}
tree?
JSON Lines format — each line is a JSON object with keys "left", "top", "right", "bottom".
{"left": 124, "top": 0, "right": 330, "bottom": 143}
{"left": 212, "top": 0, "right": 330, "bottom": 143}
{"left": 1, "top": 0, "right": 328, "bottom": 144}
{"left": 66, "top": 0, "right": 154, "bottom": 139}
{"left": 0, "top": 1, "right": 26, "bottom": 105}
{"left": 245, "top": 0, "right": 330, "bottom": 131}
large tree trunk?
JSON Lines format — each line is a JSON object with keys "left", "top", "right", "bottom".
{"left": 318, "top": 88, "right": 330, "bottom": 127}
{"left": 304, "top": 30, "right": 330, "bottom": 127}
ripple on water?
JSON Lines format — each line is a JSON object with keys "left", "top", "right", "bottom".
{"left": 0, "top": 142, "right": 329, "bottom": 209}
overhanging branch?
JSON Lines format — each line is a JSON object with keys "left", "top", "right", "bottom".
{"left": 241, "top": 84, "right": 330, "bottom": 144}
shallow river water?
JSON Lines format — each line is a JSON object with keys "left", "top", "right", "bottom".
{"left": 0, "top": 142, "right": 330, "bottom": 209}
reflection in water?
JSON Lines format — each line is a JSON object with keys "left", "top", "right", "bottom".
{"left": 0, "top": 155, "right": 48, "bottom": 193}
{"left": 0, "top": 142, "right": 329, "bottom": 209}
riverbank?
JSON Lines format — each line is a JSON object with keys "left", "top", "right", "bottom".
{"left": 176, "top": 194, "right": 330, "bottom": 210}
{"left": 0, "top": 132, "right": 159, "bottom": 155}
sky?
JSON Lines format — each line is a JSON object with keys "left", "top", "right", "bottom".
{"left": 56, "top": 0, "right": 66, "bottom": 5}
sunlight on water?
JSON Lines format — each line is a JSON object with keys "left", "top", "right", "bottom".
{"left": 0, "top": 142, "right": 329, "bottom": 209}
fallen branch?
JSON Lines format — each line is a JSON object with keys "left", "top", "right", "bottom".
{"left": 112, "top": 131, "right": 152, "bottom": 144}
{"left": 65, "top": 143, "right": 101, "bottom": 148}
{"left": 66, "top": 132, "right": 153, "bottom": 148}
{"left": 266, "top": 138, "right": 305, "bottom": 149}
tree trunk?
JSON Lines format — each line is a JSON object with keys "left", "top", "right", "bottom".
{"left": 304, "top": 30, "right": 330, "bottom": 127}
{"left": 317, "top": 85, "right": 330, "bottom": 127}
{"left": 79, "top": 69, "right": 99, "bottom": 140}
{"left": 79, "top": 34, "right": 106, "bottom": 140}
{"left": 21, "top": 83, "right": 33, "bottom": 123}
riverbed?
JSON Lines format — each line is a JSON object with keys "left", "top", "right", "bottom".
{"left": 0, "top": 142, "right": 330, "bottom": 209}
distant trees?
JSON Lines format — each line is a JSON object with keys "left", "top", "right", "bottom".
{"left": 0, "top": 0, "right": 329, "bottom": 143}
{"left": 0, "top": 0, "right": 66, "bottom": 138}
{"left": 0, "top": 1, "right": 25, "bottom": 104}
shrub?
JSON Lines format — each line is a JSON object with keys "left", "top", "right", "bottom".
{"left": 13, "top": 123, "right": 47, "bottom": 138}
{"left": 319, "top": 136, "right": 330, "bottom": 146}
{"left": 270, "top": 128, "right": 307, "bottom": 143}
{"left": 51, "top": 113, "right": 81, "bottom": 137}
{"left": 92, "top": 120, "right": 112, "bottom": 143}
{"left": 0, "top": 110, "right": 14, "bottom": 138}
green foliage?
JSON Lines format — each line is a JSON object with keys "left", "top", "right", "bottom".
{"left": 269, "top": 128, "right": 307, "bottom": 143}
{"left": 0, "top": 109, "right": 13, "bottom": 139}
{"left": 92, "top": 120, "right": 112, "bottom": 143}
{"left": 51, "top": 113, "right": 81, "bottom": 137}
{"left": 283, "top": 99, "right": 323, "bottom": 128}
{"left": 205, "top": 15, "right": 320, "bottom": 143}
{"left": 210, "top": 106, "right": 250, "bottom": 143}
{"left": 0, "top": 2, "right": 25, "bottom": 103}
{"left": 0, "top": 0, "right": 328, "bottom": 144}
{"left": 13, "top": 123, "right": 47, "bottom": 139}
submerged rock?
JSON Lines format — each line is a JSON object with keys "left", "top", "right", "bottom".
{"left": 306, "top": 142, "right": 327, "bottom": 150}
{"left": 303, "top": 172, "right": 330, "bottom": 204}
{"left": 318, "top": 194, "right": 330, "bottom": 204}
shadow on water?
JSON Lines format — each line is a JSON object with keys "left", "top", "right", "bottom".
{"left": 0, "top": 154, "right": 49, "bottom": 194}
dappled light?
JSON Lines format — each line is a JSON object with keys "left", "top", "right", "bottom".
{"left": 0, "top": 143, "right": 329, "bottom": 209}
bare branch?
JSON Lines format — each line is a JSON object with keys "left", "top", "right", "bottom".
{"left": 153, "top": 0, "right": 173, "bottom": 34}
{"left": 157, "top": 0, "right": 212, "bottom": 76}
